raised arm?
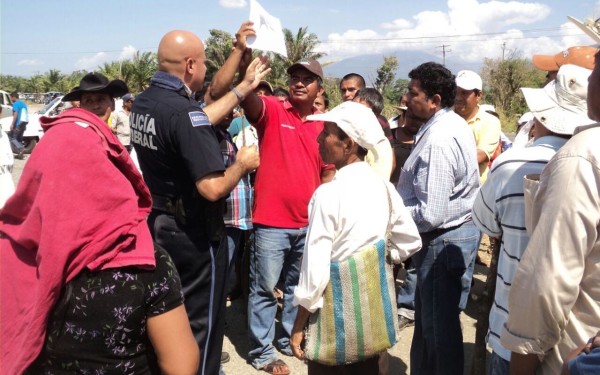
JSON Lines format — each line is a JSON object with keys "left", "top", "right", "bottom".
{"left": 203, "top": 56, "right": 270, "bottom": 126}
{"left": 204, "top": 21, "right": 255, "bottom": 105}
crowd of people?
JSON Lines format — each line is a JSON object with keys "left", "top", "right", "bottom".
{"left": 2, "top": 17, "right": 600, "bottom": 375}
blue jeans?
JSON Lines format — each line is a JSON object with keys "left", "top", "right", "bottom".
{"left": 459, "top": 231, "right": 480, "bottom": 310}
{"left": 487, "top": 351, "right": 509, "bottom": 375}
{"left": 8, "top": 122, "right": 26, "bottom": 153}
{"left": 410, "top": 220, "right": 480, "bottom": 375}
{"left": 225, "top": 227, "right": 243, "bottom": 273}
{"left": 568, "top": 347, "right": 600, "bottom": 375}
{"left": 397, "top": 260, "right": 417, "bottom": 320}
{"left": 247, "top": 225, "right": 306, "bottom": 369}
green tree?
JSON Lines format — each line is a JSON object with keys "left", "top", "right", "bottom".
{"left": 374, "top": 56, "right": 398, "bottom": 97}
{"left": 43, "top": 69, "right": 64, "bottom": 91}
{"left": 204, "top": 29, "right": 235, "bottom": 83}
{"left": 480, "top": 51, "right": 545, "bottom": 131}
{"left": 127, "top": 51, "right": 157, "bottom": 93}
{"left": 99, "top": 61, "right": 123, "bottom": 80}
{"left": 283, "top": 27, "right": 324, "bottom": 64}
{"left": 268, "top": 27, "right": 326, "bottom": 86}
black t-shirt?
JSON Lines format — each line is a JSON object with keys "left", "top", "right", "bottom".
{"left": 131, "top": 84, "right": 225, "bottom": 200}
{"left": 28, "top": 245, "right": 184, "bottom": 374}
{"left": 390, "top": 140, "right": 413, "bottom": 186}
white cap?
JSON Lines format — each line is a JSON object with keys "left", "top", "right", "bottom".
{"left": 520, "top": 64, "right": 594, "bottom": 135}
{"left": 307, "top": 101, "right": 386, "bottom": 151}
{"left": 456, "top": 70, "right": 483, "bottom": 91}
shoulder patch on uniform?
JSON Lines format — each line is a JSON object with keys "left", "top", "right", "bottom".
{"left": 189, "top": 111, "right": 211, "bottom": 127}
{"left": 74, "top": 121, "right": 89, "bottom": 128}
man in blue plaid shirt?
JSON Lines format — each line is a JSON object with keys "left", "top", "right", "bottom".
{"left": 397, "top": 62, "right": 480, "bottom": 375}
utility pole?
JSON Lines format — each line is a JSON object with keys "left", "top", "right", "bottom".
{"left": 437, "top": 45, "right": 452, "bottom": 66}
{"left": 501, "top": 42, "right": 507, "bottom": 61}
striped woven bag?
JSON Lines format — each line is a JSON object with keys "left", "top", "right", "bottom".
{"left": 304, "top": 184, "right": 400, "bottom": 365}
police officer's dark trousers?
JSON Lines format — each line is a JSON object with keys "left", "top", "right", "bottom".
{"left": 148, "top": 211, "right": 228, "bottom": 375}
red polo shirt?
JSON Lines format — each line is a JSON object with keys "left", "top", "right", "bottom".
{"left": 252, "top": 96, "right": 329, "bottom": 228}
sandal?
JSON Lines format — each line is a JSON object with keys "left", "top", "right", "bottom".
{"left": 262, "top": 359, "right": 290, "bottom": 375}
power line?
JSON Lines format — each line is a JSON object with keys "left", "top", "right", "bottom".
{"left": 0, "top": 26, "right": 586, "bottom": 55}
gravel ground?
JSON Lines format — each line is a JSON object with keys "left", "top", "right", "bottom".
{"left": 10, "top": 102, "right": 493, "bottom": 374}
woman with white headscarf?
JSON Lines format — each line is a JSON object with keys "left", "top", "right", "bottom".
{"left": 290, "top": 101, "right": 421, "bottom": 374}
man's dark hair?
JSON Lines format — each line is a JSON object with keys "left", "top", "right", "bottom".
{"left": 340, "top": 73, "right": 366, "bottom": 89}
{"left": 273, "top": 87, "right": 290, "bottom": 99}
{"left": 320, "top": 92, "right": 330, "bottom": 109}
{"left": 408, "top": 62, "right": 456, "bottom": 108}
{"left": 10, "top": 92, "right": 19, "bottom": 99}
{"left": 354, "top": 88, "right": 384, "bottom": 116}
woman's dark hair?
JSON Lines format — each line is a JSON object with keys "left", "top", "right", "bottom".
{"left": 408, "top": 62, "right": 456, "bottom": 108}
{"left": 320, "top": 92, "right": 330, "bottom": 109}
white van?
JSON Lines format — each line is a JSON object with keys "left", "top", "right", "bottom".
{"left": 0, "top": 95, "right": 63, "bottom": 154}
{"left": 0, "top": 90, "right": 13, "bottom": 121}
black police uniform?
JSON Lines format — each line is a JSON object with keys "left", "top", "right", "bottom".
{"left": 131, "top": 71, "right": 227, "bottom": 375}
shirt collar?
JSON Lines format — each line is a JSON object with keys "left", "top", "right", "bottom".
{"left": 573, "top": 122, "right": 600, "bottom": 135}
{"left": 414, "top": 107, "right": 451, "bottom": 144}
{"left": 151, "top": 71, "right": 191, "bottom": 96}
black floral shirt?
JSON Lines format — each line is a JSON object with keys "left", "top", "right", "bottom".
{"left": 27, "top": 245, "right": 184, "bottom": 374}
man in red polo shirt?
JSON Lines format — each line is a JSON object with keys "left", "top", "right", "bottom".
{"left": 241, "top": 59, "right": 334, "bottom": 375}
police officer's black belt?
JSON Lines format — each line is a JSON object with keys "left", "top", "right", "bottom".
{"left": 151, "top": 194, "right": 177, "bottom": 216}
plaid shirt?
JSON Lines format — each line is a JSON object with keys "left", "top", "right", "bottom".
{"left": 397, "top": 108, "right": 479, "bottom": 233}
{"left": 216, "top": 128, "right": 253, "bottom": 230}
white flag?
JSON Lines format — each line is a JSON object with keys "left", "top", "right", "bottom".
{"left": 247, "top": 0, "right": 288, "bottom": 58}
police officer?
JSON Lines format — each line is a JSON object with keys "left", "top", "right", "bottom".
{"left": 132, "top": 30, "right": 268, "bottom": 375}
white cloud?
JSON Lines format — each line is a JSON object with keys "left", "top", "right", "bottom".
{"left": 319, "top": 0, "right": 564, "bottom": 65}
{"left": 17, "top": 59, "right": 43, "bottom": 66}
{"left": 381, "top": 19, "right": 412, "bottom": 30}
{"left": 119, "top": 45, "right": 137, "bottom": 61}
{"left": 219, "top": 0, "right": 246, "bottom": 8}
{"left": 75, "top": 52, "right": 108, "bottom": 70}
{"left": 559, "top": 21, "right": 596, "bottom": 47}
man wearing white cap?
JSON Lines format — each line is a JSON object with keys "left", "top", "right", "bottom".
{"left": 454, "top": 70, "right": 501, "bottom": 185}
{"left": 472, "top": 64, "right": 594, "bottom": 375}
{"left": 500, "top": 51, "right": 600, "bottom": 372}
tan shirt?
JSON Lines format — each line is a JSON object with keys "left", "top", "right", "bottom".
{"left": 501, "top": 124, "right": 600, "bottom": 374}
{"left": 467, "top": 108, "right": 501, "bottom": 184}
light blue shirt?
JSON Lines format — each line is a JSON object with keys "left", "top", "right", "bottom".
{"left": 397, "top": 108, "right": 479, "bottom": 233}
{"left": 12, "top": 100, "right": 28, "bottom": 126}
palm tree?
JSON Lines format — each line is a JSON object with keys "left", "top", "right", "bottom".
{"left": 127, "top": 51, "right": 157, "bottom": 93}
{"left": 283, "top": 27, "right": 325, "bottom": 64}
{"left": 204, "top": 29, "right": 234, "bottom": 82}
{"left": 43, "top": 69, "right": 64, "bottom": 91}
{"left": 269, "top": 27, "right": 326, "bottom": 86}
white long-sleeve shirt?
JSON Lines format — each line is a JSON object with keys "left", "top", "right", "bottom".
{"left": 293, "top": 162, "right": 422, "bottom": 313}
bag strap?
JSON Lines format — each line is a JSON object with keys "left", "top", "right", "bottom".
{"left": 383, "top": 181, "right": 394, "bottom": 262}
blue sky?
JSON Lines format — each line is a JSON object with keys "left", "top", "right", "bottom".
{"left": 1, "top": 0, "right": 599, "bottom": 78}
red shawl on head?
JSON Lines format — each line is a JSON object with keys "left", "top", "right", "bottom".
{"left": 0, "top": 108, "right": 155, "bottom": 374}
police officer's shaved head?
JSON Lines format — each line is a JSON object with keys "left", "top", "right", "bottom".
{"left": 158, "top": 30, "right": 207, "bottom": 92}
